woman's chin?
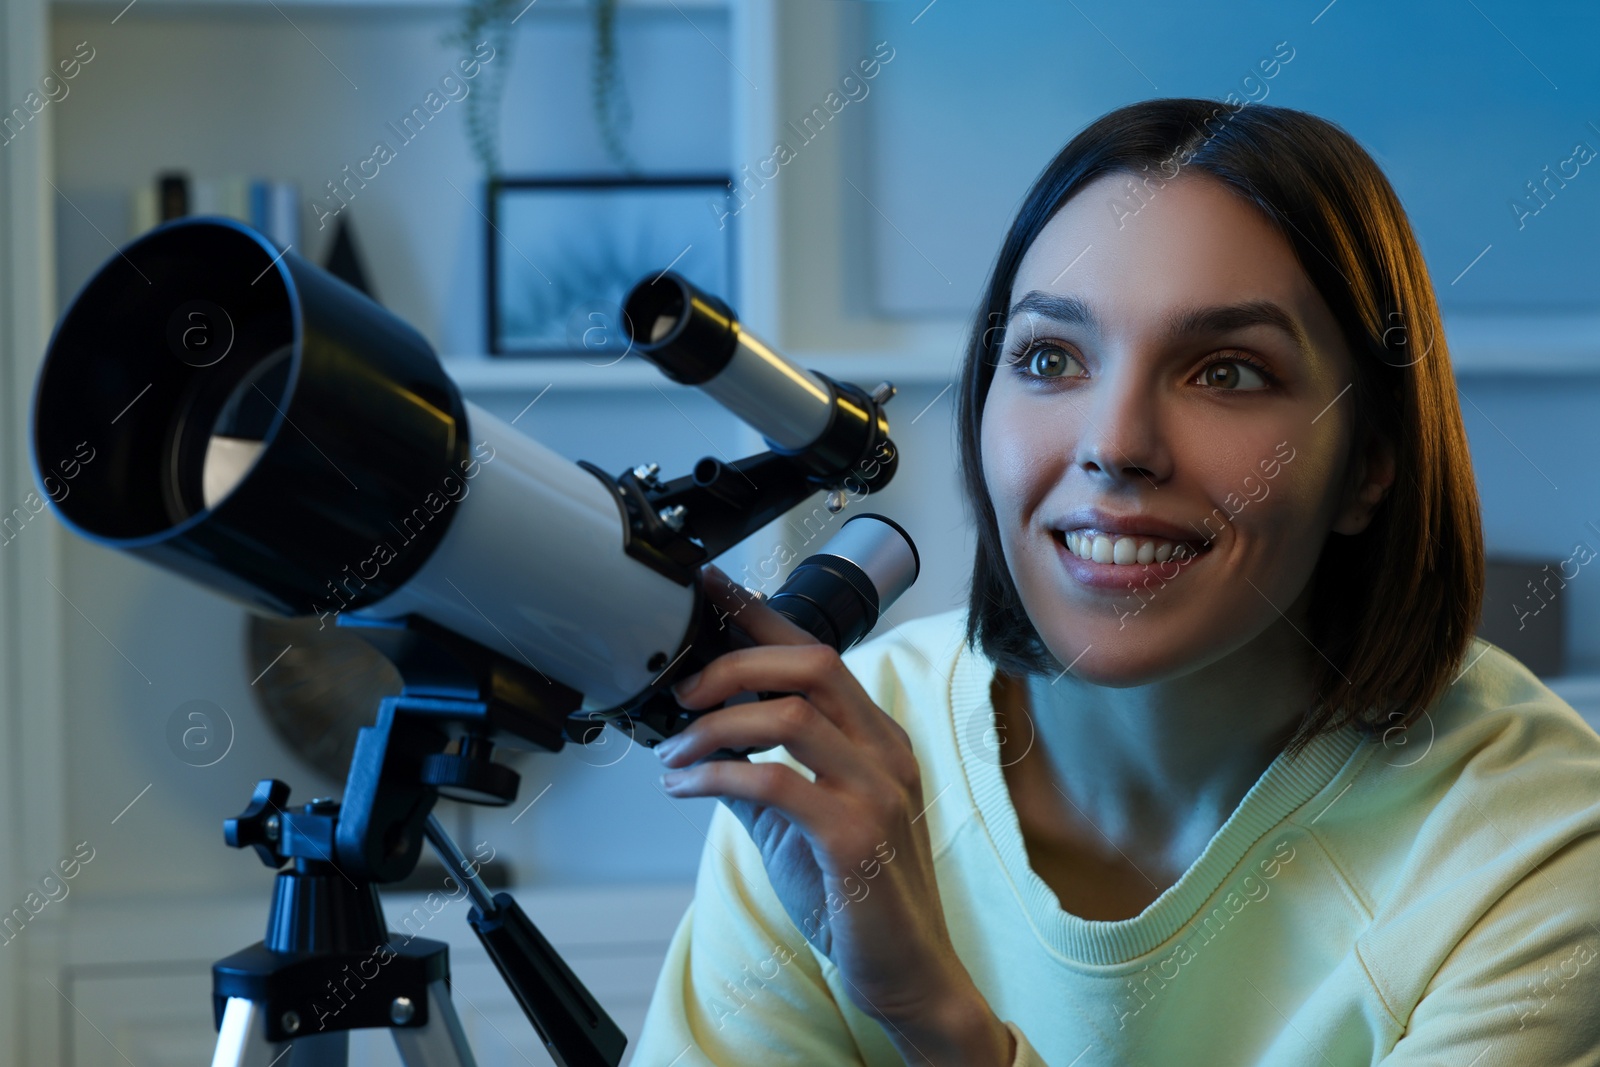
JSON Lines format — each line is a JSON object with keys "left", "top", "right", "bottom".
{"left": 1034, "top": 624, "right": 1212, "bottom": 688}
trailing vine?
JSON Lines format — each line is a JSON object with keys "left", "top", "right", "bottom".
{"left": 446, "top": 0, "right": 638, "bottom": 179}
{"left": 591, "top": 0, "right": 637, "bottom": 172}
{"left": 443, "top": 0, "right": 520, "bottom": 178}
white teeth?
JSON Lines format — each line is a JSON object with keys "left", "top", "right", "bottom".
{"left": 1063, "top": 530, "right": 1199, "bottom": 565}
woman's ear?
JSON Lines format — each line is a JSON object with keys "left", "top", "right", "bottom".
{"left": 1331, "top": 429, "right": 1396, "bottom": 536}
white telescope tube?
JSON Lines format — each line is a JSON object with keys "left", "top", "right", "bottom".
{"left": 359, "top": 401, "right": 696, "bottom": 708}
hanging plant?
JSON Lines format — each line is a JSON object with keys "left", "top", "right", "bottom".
{"left": 446, "top": 0, "right": 638, "bottom": 178}
{"left": 591, "top": 0, "right": 638, "bottom": 172}
{"left": 443, "top": 0, "right": 521, "bottom": 179}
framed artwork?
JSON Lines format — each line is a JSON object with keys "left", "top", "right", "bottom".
{"left": 486, "top": 174, "right": 736, "bottom": 358}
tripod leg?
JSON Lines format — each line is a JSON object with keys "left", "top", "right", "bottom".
{"left": 212, "top": 998, "right": 353, "bottom": 1067}
{"left": 211, "top": 998, "right": 288, "bottom": 1067}
{"left": 390, "top": 980, "right": 479, "bottom": 1067}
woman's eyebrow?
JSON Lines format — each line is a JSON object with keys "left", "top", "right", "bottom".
{"left": 1163, "top": 301, "right": 1311, "bottom": 356}
{"left": 1006, "top": 291, "right": 1096, "bottom": 330}
{"left": 1005, "top": 293, "right": 1310, "bottom": 357}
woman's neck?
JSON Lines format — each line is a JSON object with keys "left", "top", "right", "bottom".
{"left": 996, "top": 618, "right": 1314, "bottom": 883}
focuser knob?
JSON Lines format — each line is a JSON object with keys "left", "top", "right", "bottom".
{"left": 225, "top": 778, "right": 292, "bottom": 869}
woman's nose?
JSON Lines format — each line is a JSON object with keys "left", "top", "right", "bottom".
{"left": 1071, "top": 361, "right": 1168, "bottom": 485}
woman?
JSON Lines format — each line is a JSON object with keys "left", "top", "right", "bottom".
{"left": 630, "top": 98, "right": 1600, "bottom": 1065}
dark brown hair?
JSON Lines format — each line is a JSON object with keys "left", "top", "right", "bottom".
{"left": 958, "top": 98, "right": 1484, "bottom": 758}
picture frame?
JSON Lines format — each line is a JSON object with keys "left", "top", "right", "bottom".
{"left": 486, "top": 174, "right": 736, "bottom": 359}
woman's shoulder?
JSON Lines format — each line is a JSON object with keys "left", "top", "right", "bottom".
{"left": 838, "top": 608, "right": 988, "bottom": 754}
{"left": 1418, "top": 634, "right": 1600, "bottom": 781}
{"left": 1322, "top": 634, "right": 1600, "bottom": 801}
{"left": 1303, "top": 637, "right": 1600, "bottom": 1038}
{"left": 1319, "top": 635, "right": 1600, "bottom": 838}
{"left": 839, "top": 607, "right": 972, "bottom": 700}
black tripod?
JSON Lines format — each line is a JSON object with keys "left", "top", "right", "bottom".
{"left": 209, "top": 612, "right": 626, "bottom": 1067}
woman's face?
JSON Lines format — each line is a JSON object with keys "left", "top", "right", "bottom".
{"left": 981, "top": 171, "right": 1388, "bottom": 686}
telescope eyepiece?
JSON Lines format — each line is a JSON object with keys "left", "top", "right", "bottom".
{"left": 622, "top": 272, "right": 738, "bottom": 386}
{"left": 767, "top": 513, "right": 921, "bottom": 651}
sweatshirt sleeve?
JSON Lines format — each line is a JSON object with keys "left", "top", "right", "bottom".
{"left": 1376, "top": 832, "right": 1600, "bottom": 1067}
{"left": 631, "top": 800, "right": 871, "bottom": 1066}
{"left": 632, "top": 796, "right": 1055, "bottom": 1066}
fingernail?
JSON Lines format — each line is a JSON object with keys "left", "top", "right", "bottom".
{"left": 673, "top": 672, "right": 702, "bottom": 702}
{"left": 655, "top": 735, "right": 684, "bottom": 762}
{"left": 660, "top": 770, "right": 685, "bottom": 790}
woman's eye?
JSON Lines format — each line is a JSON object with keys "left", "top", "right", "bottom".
{"left": 1198, "top": 357, "right": 1270, "bottom": 391}
{"left": 1021, "top": 345, "right": 1077, "bottom": 378}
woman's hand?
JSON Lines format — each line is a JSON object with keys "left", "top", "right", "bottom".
{"left": 655, "top": 565, "right": 1016, "bottom": 1066}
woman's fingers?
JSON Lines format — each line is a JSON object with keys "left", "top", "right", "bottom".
{"left": 675, "top": 641, "right": 845, "bottom": 706}
{"left": 657, "top": 695, "right": 872, "bottom": 784}
{"left": 701, "top": 564, "right": 817, "bottom": 648}
{"left": 675, "top": 640, "right": 852, "bottom": 720}
{"left": 660, "top": 756, "right": 846, "bottom": 838}
{"left": 693, "top": 564, "right": 896, "bottom": 739}
{"left": 675, "top": 640, "right": 912, "bottom": 755}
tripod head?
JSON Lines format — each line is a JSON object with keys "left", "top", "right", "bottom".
{"left": 216, "top": 609, "right": 624, "bottom": 1063}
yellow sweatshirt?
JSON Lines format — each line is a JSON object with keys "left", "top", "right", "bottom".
{"left": 632, "top": 608, "right": 1600, "bottom": 1065}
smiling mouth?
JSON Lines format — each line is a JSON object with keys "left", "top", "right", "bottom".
{"left": 1053, "top": 529, "right": 1215, "bottom": 566}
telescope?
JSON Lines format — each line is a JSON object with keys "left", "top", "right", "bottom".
{"left": 31, "top": 217, "right": 918, "bottom": 1067}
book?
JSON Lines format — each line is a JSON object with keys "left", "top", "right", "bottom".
{"left": 130, "top": 172, "right": 301, "bottom": 251}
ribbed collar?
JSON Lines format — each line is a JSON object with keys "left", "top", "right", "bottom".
{"left": 948, "top": 635, "right": 1367, "bottom": 967}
